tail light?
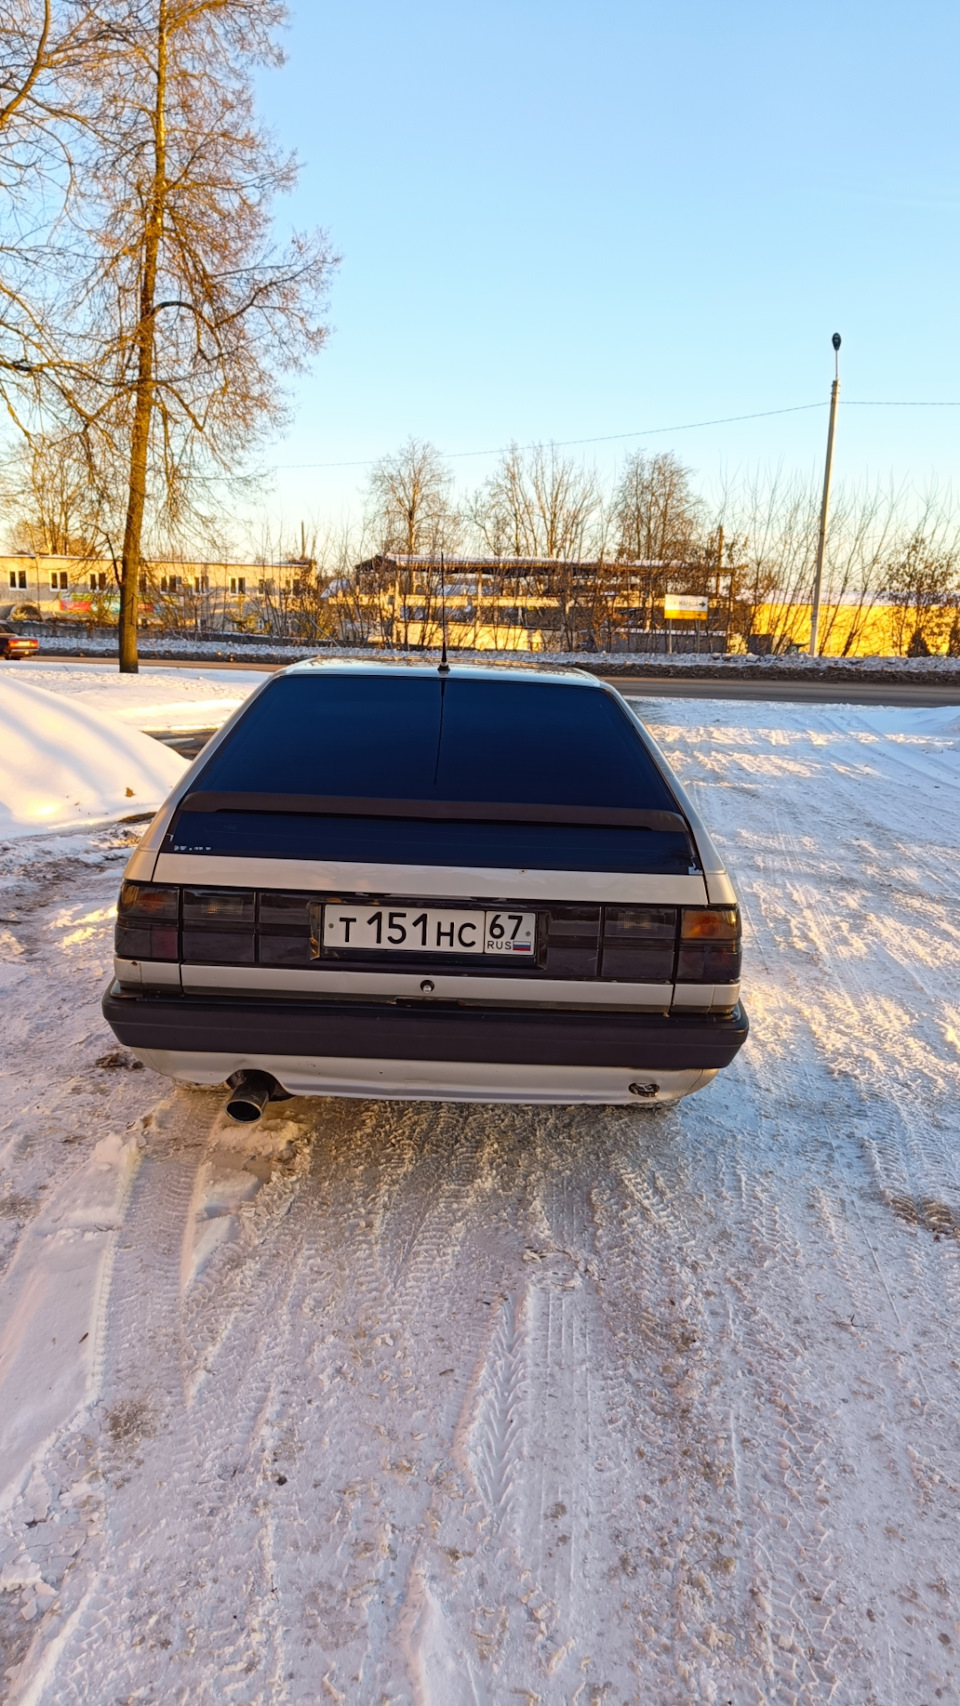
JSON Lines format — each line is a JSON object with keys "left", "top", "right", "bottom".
{"left": 116, "top": 882, "right": 180, "bottom": 961}
{"left": 182, "top": 888, "right": 255, "bottom": 964}
{"left": 114, "top": 888, "right": 742, "bottom": 987}
{"left": 601, "top": 906, "right": 676, "bottom": 980}
{"left": 258, "top": 891, "right": 315, "bottom": 965}
{"left": 115, "top": 884, "right": 315, "bottom": 967}
{"left": 678, "top": 907, "right": 741, "bottom": 983}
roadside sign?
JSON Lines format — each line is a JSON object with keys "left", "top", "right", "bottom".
{"left": 663, "top": 594, "right": 709, "bottom": 618}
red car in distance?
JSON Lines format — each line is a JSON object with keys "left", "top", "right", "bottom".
{"left": 0, "top": 625, "right": 39, "bottom": 659}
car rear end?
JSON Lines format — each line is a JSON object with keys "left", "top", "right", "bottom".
{"left": 0, "top": 628, "right": 39, "bottom": 659}
{"left": 102, "top": 661, "right": 747, "bottom": 1105}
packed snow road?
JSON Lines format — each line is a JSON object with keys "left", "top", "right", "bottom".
{"left": 1, "top": 696, "right": 960, "bottom": 1705}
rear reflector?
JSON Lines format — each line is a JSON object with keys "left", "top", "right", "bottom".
{"left": 183, "top": 888, "right": 255, "bottom": 923}
{"left": 181, "top": 887, "right": 256, "bottom": 963}
{"left": 681, "top": 907, "right": 738, "bottom": 940}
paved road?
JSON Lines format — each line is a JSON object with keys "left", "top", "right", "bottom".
{"left": 610, "top": 674, "right": 960, "bottom": 706}
{"left": 24, "top": 652, "right": 960, "bottom": 706}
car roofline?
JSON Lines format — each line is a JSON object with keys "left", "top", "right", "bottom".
{"left": 283, "top": 656, "right": 604, "bottom": 686}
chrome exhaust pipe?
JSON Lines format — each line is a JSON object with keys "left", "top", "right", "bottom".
{"left": 225, "top": 1070, "right": 277, "bottom": 1123}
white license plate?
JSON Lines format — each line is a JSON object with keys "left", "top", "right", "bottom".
{"left": 320, "top": 905, "right": 537, "bottom": 956}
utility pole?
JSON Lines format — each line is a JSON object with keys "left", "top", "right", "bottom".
{"left": 715, "top": 524, "right": 724, "bottom": 643}
{"left": 809, "top": 333, "right": 842, "bottom": 656}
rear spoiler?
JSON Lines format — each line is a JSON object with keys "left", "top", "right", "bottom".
{"left": 179, "top": 792, "right": 689, "bottom": 833}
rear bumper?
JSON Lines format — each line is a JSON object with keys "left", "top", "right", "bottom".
{"left": 102, "top": 982, "right": 748, "bottom": 1103}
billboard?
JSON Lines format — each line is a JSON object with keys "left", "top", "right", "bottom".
{"left": 58, "top": 591, "right": 121, "bottom": 616}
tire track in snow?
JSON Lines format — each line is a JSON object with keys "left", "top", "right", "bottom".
{"left": 248, "top": 1098, "right": 544, "bottom": 1702}
{"left": 41, "top": 1092, "right": 216, "bottom": 1703}
{"left": 397, "top": 1108, "right": 640, "bottom": 1704}
{"left": 762, "top": 787, "right": 960, "bottom": 1398}
{"left": 656, "top": 705, "right": 960, "bottom": 1702}
{"left": 27, "top": 1089, "right": 317, "bottom": 1705}
{"left": 586, "top": 1104, "right": 760, "bottom": 1704}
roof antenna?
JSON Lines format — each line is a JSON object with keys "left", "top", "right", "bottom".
{"left": 438, "top": 548, "right": 450, "bottom": 674}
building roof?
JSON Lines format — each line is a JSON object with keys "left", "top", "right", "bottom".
{"left": 354, "top": 553, "right": 669, "bottom": 574}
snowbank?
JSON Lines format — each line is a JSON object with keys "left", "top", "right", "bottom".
{"left": 0, "top": 677, "right": 186, "bottom": 839}
{"left": 11, "top": 661, "right": 268, "bottom": 732}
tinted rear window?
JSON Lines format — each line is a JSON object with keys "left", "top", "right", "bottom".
{"left": 192, "top": 673, "right": 677, "bottom": 811}
{"left": 167, "top": 812, "right": 694, "bottom": 874}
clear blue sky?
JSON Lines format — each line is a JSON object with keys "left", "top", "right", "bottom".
{"left": 256, "top": 0, "right": 960, "bottom": 531}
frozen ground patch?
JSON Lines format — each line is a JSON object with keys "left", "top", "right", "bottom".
{"left": 1, "top": 699, "right": 960, "bottom": 1702}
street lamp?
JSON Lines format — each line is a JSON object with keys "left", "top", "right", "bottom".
{"left": 809, "top": 333, "right": 842, "bottom": 656}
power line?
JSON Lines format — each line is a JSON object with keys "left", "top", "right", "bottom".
{"left": 447, "top": 402, "right": 829, "bottom": 458}
{"left": 271, "top": 397, "right": 960, "bottom": 473}
{"left": 273, "top": 402, "right": 826, "bottom": 470}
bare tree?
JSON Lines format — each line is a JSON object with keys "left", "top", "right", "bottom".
{"left": 470, "top": 442, "right": 601, "bottom": 559}
{"left": 813, "top": 481, "right": 900, "bottom": 656}
{"left": 610, "top": 450, "right": 703, "bottom": 563}
{"left": 464, "top": 445, "right": 603, "bottom": 651}
{"left": 883, "top": 510, "right": 960, "bottom": 656}
{"left": 0, "top": 1, "right": 65, "bottom": 421}
{"left": 246, "top": 517, "right": 355, "bottom": 642}
{"left": 362, "top": 438, "right": 460, "bottom": 647}
{"left": 0, "top": 429, "right": 106, "bottom": 556}
{"left": 710, "top": 469, "right": 818, "bottom": 649}
{"left": 50, "top": 0, "right": 336, "bottom": 670}
{"left": 365, "top": 437, "right": 459, "bottom": 555}
{"left": 0, "top": 2, "right": 106, "bottom": 429}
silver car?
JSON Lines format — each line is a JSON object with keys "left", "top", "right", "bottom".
{"left": 103, "top": 659, "right": 747, "bottom": 1118}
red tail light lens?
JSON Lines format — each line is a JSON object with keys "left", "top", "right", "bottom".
{"left": 119, "top": 882, "right": 178, "bottom": 919}
{"left": 678, "top": 907, "right": 741, "bottom": 982}
{"left": 116, "top": 884, "right": 180, "bottom": 961}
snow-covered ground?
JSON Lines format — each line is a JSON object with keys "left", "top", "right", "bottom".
{"left": 1, "top": 660, "right": 269, "bottom": 733}
{"left": 0, "top": 677, "right": 188, "bottom": 839}
{"left": 1, "top": 696, "right": 960, "bottom": 1703}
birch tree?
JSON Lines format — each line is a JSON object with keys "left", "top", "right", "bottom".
{"left": 61, "top": 0, "right": 336, "bottom": 670}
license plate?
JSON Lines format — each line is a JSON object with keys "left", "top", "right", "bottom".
{"left": 319, "top": 904, "right": 537, "bottom": 956}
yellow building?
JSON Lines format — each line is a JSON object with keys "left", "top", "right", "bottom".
{"left": 0, "top": 554, "right": 301, "bottom": 626}
{"left": 749, "top": 600, "right": 957, "bottom": 657}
